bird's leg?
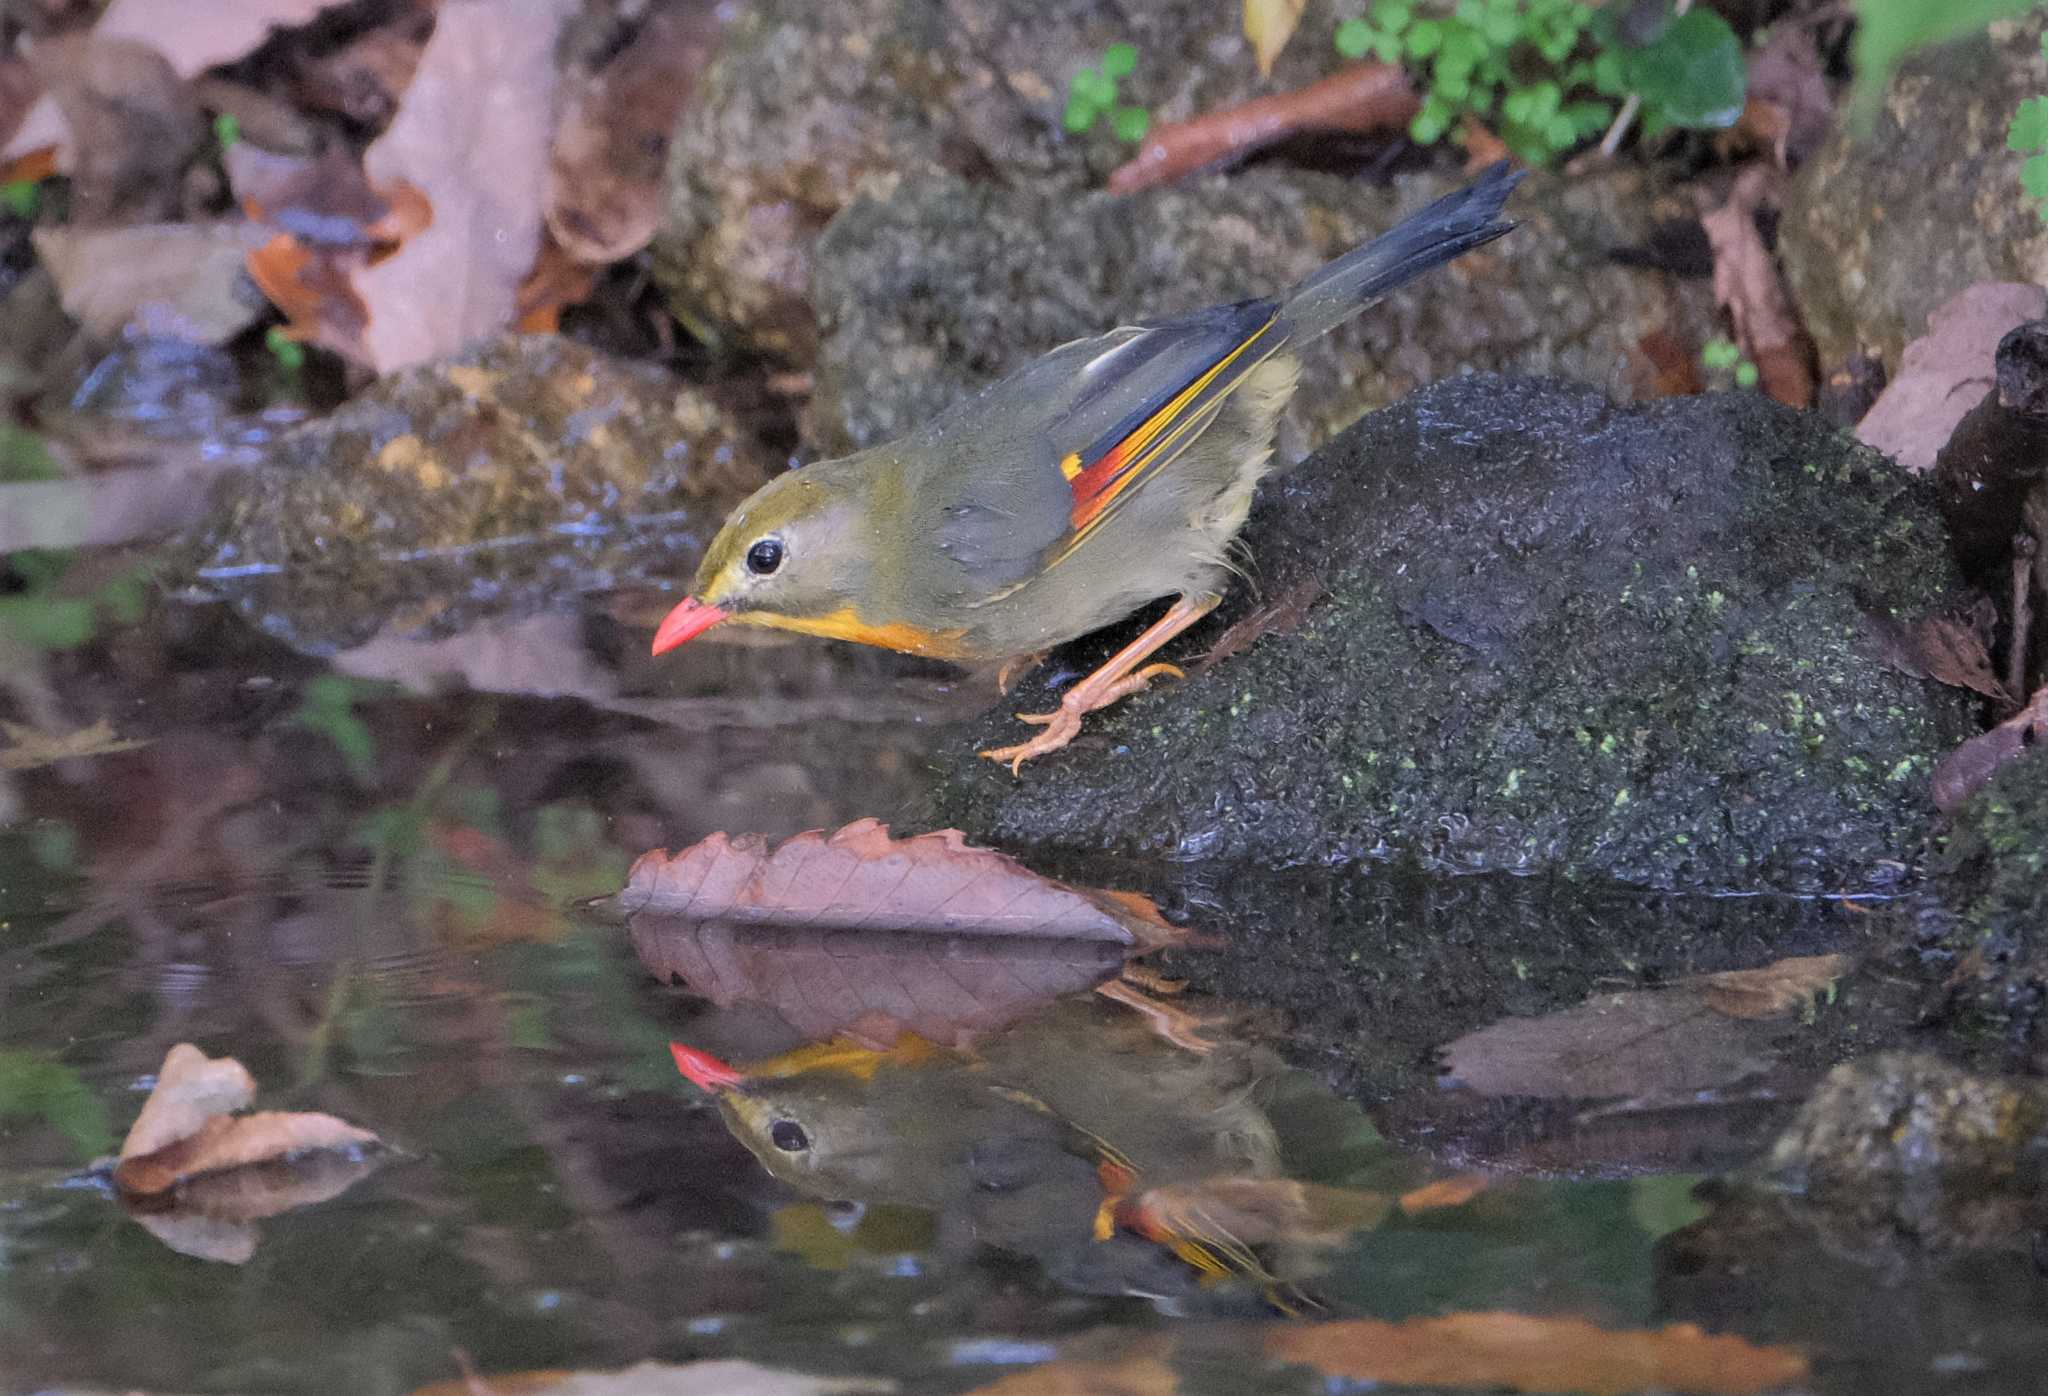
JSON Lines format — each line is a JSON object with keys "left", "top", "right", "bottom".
{"left": 995, "top": 649, "right": 1049, "bottom": 695}
{"left": 980, "top": 594, "right": 1219, "bottom": 773}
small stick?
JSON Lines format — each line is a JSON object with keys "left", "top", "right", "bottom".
{"left": 2012, "top": 533, "right": 2037, "bottom": 701}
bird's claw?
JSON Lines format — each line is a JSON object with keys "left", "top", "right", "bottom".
{"left": 979, "top": 707, "right": 1085, "bottom": 773}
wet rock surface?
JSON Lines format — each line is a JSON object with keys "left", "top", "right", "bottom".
{"left": 1781, "top": 13, "right": 2048, "bottom": 371}
{"left": 931, "top": 375, "right": 1974, "bottom": 891}
{"left": 1931, "top": 744, "right": 2048, "bottom": 1053}
{"left": 808, "top": 167, "right": 1715, "bottom": 457}
{"left": 651, "top": 0, "right": 1356, "bottom": 360}
{"left": 183, "top": 335, "right": 773, "bottom": 654}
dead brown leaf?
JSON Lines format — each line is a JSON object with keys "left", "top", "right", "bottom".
{"left": 1881, "top": 606, "right": 2012, "bottom": 705}
{"left": 346, "top": 0, "right": 579, "bottom": 373}
{"left": 1933, "top": 682, "right": 2048, "bottom": 812}
{"left": 624, "top": 820, "right": 1189, "bottom": 1046}
{"left": 1108, "top": 63, "right": 1418, "bottom": 195}
{"left": 113, "top": 1043, "right": 384, "bottom": 1198}
{"left": 1397, "top": 1173, "right": 1491, "bottom": 1213}
{"left": 1268, "top": 1313, "right": 1808, "bottom": 1395}
{"left": 961, "top": 1339, "right": 1177, "bottom": 1396}
{"left": 1689, "top": 953, "right": 1853, "bottom": 1020}
{"left": 1439, "top": 952, "right": 1852, "bottom": 1100}
{"left": 546, "top": 0, "right": 731, "bottom": 265}
{"left": 1735, "top": 24, "right": 1832, "bottom": 170}
{"left": 1699, "top": 165, "right": 1814, "bottom": 409}
{"left": 291, "top": 5, "right": 432, "bottom": 127}
{"left": 1194, "top": 575, "right": 1324, "bottom": 674}
{"left": 410, "top": 1360, "right": 898, "bottom": 1396}
{"left": 1, "top": 717, "right": 150, "bottom": 770}
{"left": 1858, "top": 282, "right": 2048, "bottom": 472}
{"left": 1243, "top": 0, "right": 1309, "bottom": 79}
{"left": 10, "top": 35, "right": 202, "bottom": 224}
{"left": 33, "top": 221, "right": 267, "bottom": 342}
{"left": 1632, "top": 328, "right": 1707, "bottom": 398}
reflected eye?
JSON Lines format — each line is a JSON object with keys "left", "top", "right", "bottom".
{"left": 746, "top": 538, "right": 785, "bottom": 576}
{"left": 769, "top": 1119, "right": 809, "bottom": 1152}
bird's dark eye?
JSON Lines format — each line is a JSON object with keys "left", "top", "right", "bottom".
{"left": 746, "top": 538, "right": 785, "bottom": 576}
{"left": 769, "top": 1119, "right": 809, "bottom": 1152}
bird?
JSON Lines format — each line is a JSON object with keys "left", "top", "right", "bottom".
{"left": 650, "top": 164, "right": 1524, "bottom": 770}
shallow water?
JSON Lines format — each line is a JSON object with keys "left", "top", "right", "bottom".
{"left": 3, "top": 610, "right": 2046, "bottom": 1395}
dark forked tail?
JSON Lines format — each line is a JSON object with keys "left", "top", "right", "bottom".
{"left": 1280, "top": 161, "right": 1524, "bottom": 345}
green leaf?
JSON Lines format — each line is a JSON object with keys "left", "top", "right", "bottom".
{"left": 1101, "top": 41, "right": 1137, "bottom": 78}
{"left": 1624, "top": 7, "right": 1746, "bottom": 130}
{"left": 1334, "top": 18, "right": 1374, "bottom": 59}
{"left": 0, "top": 423, "right": 60, "bottom": 482}
{"left": 1072, "top": 66, "right": 1116, "bottom": 108}
{"left": 1063, "top": 93, "right": 1097, "bottom": 133}
{"left": 1592, "top": 47, "right": 1627, "bottom": 95}
{"left": 0, "top": 596, "right": 96, "bottom": 650}
{"left": 0, "top": 1051, "right": 113, "bottom": 1162}
{"left": 1, "top": 179, "right": 38, "bottom": 219}
{"left": 213, "top": 111, "right": 240, "bottom": 149}
{"left": 1110, "top": 105, "right": 1150, "bottom": 143}
{"left": 265, "top": 325, "right": 307, "bottom": 372}
{"left": 1850, "top": 0, "right": 2042, "bottom": 131}
{"left": 1481, "top": 5, "right": 1521, "bottom": 46}
{"left": 2022, "top": 150, "right": 2048, "bottom": 200}
{"left": 1373, "top": 0, "right": 1414, "bottom": 33}
{"left": 1701, "top": 337, "right": 1741, "bottom": 370}
{"left": 1411, "top": 91, "right": 1454, "bottom": 144}
{"left": 2011, "top": 95, "right": 2048, "bottom": 152}
{"left": 1734, "top": 361, "right": 1760, "bottom": 389}
{"left": 1406, "top": 17, "right": 1444, "bottom": 58}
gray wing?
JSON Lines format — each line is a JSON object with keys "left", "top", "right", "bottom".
{"left": 911, "top": 298, "right": 1281, "bottom": 597}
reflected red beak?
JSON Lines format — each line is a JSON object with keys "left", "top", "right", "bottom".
{"left": 651, "top": 597, "right": 728, "bottom": 655}
{"left": 670, "top": 1041, "right": 747, "bottom": 1092}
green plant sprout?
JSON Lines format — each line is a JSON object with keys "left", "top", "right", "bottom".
{"left": 1701, "top": 335, "right": 1759, "bottom": 390}
{"left": 265, "top": 325, "right": 307, "bottom": 374}
{"left": 1066, "top": 42, "right": 1150, "bottom": 143}
{"left": 1, "top": 179, "right": 38, "bottom": 219}
{"left": 289, "top": 674, "right": 381, "bottom": 785}
{"left": 2009, "top": 34, "right": 2048, "bottom": 220}
{"left": 212, "top": 111, "right": 241, "bottom": 150}
{"left": 1334, "top": 0, "right": 1744, "bottom": 165}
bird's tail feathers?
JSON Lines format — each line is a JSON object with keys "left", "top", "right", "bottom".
{"left": 1280, "top": 161, "right": 1524, "bottom": 345}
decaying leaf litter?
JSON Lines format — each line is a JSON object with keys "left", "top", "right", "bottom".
{"left": 4, "top": 0, "right": 2048, "bottom": 1392}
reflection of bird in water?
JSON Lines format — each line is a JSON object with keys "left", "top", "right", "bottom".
{"left": 672, "top": 1001, "right": 1375, "bottom": 1308}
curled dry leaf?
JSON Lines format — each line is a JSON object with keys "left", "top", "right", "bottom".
{"left": 1879, "top": 606, "right": 2011, "bottom": 706}
{"left": 0, "top": 717, "right": 150, "bottom": 770}
{"left": 1267, "top": 1312, "right": 1808, "bottom": 1396}
{"left": 1107, "top": 63, "right": 1418, "bottom": 195}
{"left": 9, "top": 35, "right": 202, "bottom": 224}
{"left": 1687, "top": 953, "right": 1853, "bottom": 1020}
{"left": 1698, "top": 165, "right": 1814, "bottom": 409}
{"left": 32, "top": 222, "right": 268, "bottom": 342}
{"left": 623, "top": 819, "right": 1191, "bottom": 1047}
{"left": 1932, "top": 682, "right": 2048, "bottom": 813}
{"left": 111, "top": 1043, "right": 386, "bottom": 1261}
{"left": 1733, "top": 24, "right": 1832, "bottom": 171}
{"left": 546, "top": 0, "right": 732, "bottom": 265}
{"left": 1858, "top": 282, "right": 2048, "bottom": 472}
{"left": 1243, "top": 0, "right": 1309, "bottom": 80}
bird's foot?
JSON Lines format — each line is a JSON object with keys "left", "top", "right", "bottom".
{"left": 978, "top": 662, "right": 1186, "bottom": 773}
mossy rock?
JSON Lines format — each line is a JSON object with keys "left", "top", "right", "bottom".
{"left": 931, "top": 376, "right": 1973, "bottom": 892}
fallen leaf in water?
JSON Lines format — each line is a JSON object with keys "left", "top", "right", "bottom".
{"left": 1108, "top": 63, "right": 1417, "bottom": 194}
{"left": 33, "top": 222, "right": 267, "bottom": 342}
{"left": 1, "top": 718, "right": 151, "bottom": 770}
{"left": 1268, "top": 1312, "right": 1807, "bottom": 1395}
{"left": 1880, "top": 605, "right": 2011, "bottom": 705}
{"left": 1933, "top": 682, "right": 2048, "bottom": 812}
{"left": 961, "top": 1340, "right": 1178, "bottom": 1396}
{"left": 346, "top": 0, "right": 578, "bottom": 372}
{"left": 1857, "top": 282, "right": 2048, "bottom": 472}
{"left": 1397, "top": 1173, "right": 1491, "bottom": 1213}
{"left": 1243, "top": 0, "right": 1308, "bottom": 79}
{"left": 411, "top": 1359, "right": 897, "bottom": 1396}
{"left": 115, "top": 1043, "right": 383, "bottom": 1194}
{"left": 1689, "top": 954, "right": 1853, "bottom": 1020}
{"left": 625, "top": 820, "right": 1187, "bottom": 1046}
{"left": 1699, "top": 167, "right": 1813, "bottom": 409}
{"left": 546, "top": 0, "right": 731, "bottom": 264}
{"left": 1440, "top": 952, "right": 1853, "bottom": 1099}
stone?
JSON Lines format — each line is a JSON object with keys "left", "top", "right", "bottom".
{"left": 184, "top": 334, "right": 771, "bottom": 654}
{"left": 1780, "top": 13, "right": 2048, "bottom": 371}
{"left": 651, "top": 0, "right": 1359, "bottom": 361}
{"left": 930, "top": 376, "right": 1974, "bottom": 892}
{"left": 807, "top": 166, "right": 1717, "bottom": 456}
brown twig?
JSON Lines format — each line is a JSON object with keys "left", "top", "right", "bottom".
{"left": 1107, "top": 63, "right": 1418, "bottom": 195}
{"left": 2010, "top": 533, "right": 2036, "bottom": 702}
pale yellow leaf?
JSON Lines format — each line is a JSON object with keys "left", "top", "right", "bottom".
{"left": 1243, "top": 0, "right": 1309, "bottom": 78}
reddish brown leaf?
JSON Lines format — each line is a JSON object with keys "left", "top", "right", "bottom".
{"left": 1933, "top": 682, "right": 2048, "bottom": 812}
{"left": 1699, "top": 166, "right": 1814, "bottom": 409}
{"left": 1194, "top": 576, "right": 1325, "bottom": 675}
{"left": 1632, "top": 328, "right": 1707, "bottom": 398}
{"left": 959, "top": 1342, "right": 1178, "bottom": 1396}
{"left": 1737, "top": 24, "right": 1832, "bottom": 170}
{"left": 1107, "top": 63, "right": 1418, "bottom": 195}
{"left": 1884, "top": 610, "right": 2013, "bottom": 704}
{"left": 1268, "top": 1313, "right": 1808, "bottom": 1395}
{"left": 1858, "top": 282, "right": 2048, "bottom": 472}
{"left": 625, "top": 821, "right": 1188, "bottom": 1047}
{"left": 1397, "top": 1174, "right": 1490, "bottom": 1213}
{"left": 291, "top": 6, "right": 431, "bottom": 127}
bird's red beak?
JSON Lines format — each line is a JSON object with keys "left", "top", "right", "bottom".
{"left": 670, "top": 1041, "right": 748, "bottom": 1092}
{"left": 651, "top": 597, "right": 728, "bottom": 655}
